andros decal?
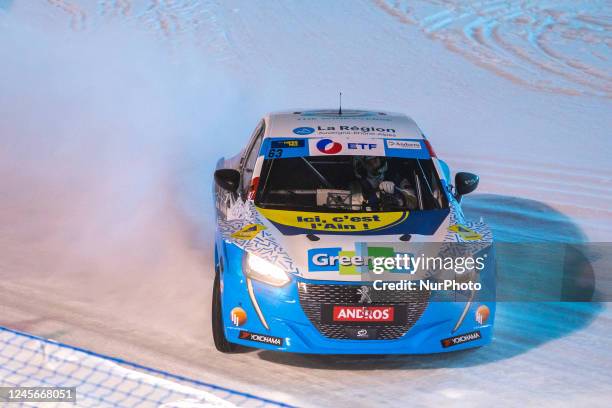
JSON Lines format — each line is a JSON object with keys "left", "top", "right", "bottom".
{"left": 332, "top": 306, "right": 395, "bottom": 322}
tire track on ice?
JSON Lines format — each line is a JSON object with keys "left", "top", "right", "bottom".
{"left": 376, "top": 0, "right": 612, "bottom": 98}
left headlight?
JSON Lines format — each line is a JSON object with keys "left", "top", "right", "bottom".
{"left": 243, "top": 252, "right": 290, "bottom": 287}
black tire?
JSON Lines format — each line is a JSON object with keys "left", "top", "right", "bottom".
{"left": 211, "top": 261, "right": 240, "bottom": 353}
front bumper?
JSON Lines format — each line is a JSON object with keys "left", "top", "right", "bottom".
{"left": 220, "top": 243, "right": 495, "bottom": 354}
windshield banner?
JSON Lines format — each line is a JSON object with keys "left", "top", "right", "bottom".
{"left": 260, "top": 137, "right": 430, "bottom": 159}
{"left": 256, "top": 207, "right": 449, "bottom": 235}
{"left": 257, "top": 209, "right": 409, "bottom": 232}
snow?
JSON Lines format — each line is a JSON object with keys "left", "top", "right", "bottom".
{"left": 0, "top": 1, "right": 611, "bottom": 407}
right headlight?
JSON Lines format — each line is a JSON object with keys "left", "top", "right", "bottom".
{"left": 243, "top": 252, "right": 290, "bottom": 287}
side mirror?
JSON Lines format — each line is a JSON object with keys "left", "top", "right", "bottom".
{"left": 214, "top": 169, "right": 240, "bottom": 193}
{"left": 455, "top": 172, "right": 479, "bottom": 201}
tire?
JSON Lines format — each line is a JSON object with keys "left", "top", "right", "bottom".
{"left": 211, "top": 259, "right": 240, "bottom": 353}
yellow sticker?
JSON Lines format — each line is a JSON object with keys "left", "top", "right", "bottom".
{"left": 231, "top": 223, "right": 266, "bottom": 240}
{"left": 448, "top": 224, "right": 482, "bottom": 241}
{"left": 256, "top": 208, "right": 408, "bottom": 232}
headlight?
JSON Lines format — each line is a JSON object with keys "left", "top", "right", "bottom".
{"left": 244, "top": 252, "right": 290, "bottom": 287}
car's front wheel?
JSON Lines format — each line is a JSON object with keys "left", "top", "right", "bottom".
{"left": 211, "top": 258, "right": 240, "bottom": 353}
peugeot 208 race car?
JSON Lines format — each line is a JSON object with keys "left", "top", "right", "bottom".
{"left": 212, "top": 109, "right": 495, "bottom": 354}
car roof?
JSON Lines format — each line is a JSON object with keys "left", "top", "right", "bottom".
{"left": 264, "top": 109, "right": 425, "bottom": 140}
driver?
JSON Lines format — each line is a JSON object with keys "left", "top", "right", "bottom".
{"left": 352, "top": 156, "right": 418, "bottom": 210}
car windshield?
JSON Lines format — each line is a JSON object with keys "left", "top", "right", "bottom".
{"left": 256, "top": 156, "right": 448, "bottom": 212}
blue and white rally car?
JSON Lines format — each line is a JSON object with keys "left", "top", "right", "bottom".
{"left": 212, "top": 109, "right": 495, "bottom": 354}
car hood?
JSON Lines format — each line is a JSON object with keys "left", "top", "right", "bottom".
{"left": 218, "top": 201, "right": 492, "bottom": 281}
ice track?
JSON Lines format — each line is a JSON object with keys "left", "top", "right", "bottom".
{"left": 1, "top": 1, "right": 611, "bottom": 407}
{"left": 377, "top": 0, "right": 612, "bottom": 98}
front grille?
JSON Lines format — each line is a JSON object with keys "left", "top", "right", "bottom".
{"left": 297, "top": 282, "right": 430, "bottom": 340}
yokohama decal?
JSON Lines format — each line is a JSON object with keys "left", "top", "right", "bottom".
{"left": 440, "top": 331, "right": 481, "bottom": 348}
{"left": 239, "top": 331, "right": 283, "bottom": 346}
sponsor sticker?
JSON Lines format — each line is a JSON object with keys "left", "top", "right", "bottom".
{"left": 308, "top": 138, "right": 385, "bottom": 156}
{"left": 293, "top": 127, "right": 315, "bottom": 135}
{"left": 260, "top": 138, "right": 309, "bottom": 159}
{"left": 448, "top": 224, "right": 482, "bottom": 241}
{"left": 231, "top": 224, "right": 266, "bottom": 240}
{"left": 307, "top": 245, "right": 413, "bottom": 274}
{"left": 385, "top": 140, "right": 422, "bottom": 150}
{"left": 322, "top": 304, "right": 408, "bottom": 325}
{"left": 238, "top": 331, "right": 283, "bottom": 346}
{"left": 440, "top": 331, "right": 482, "bottom": 348}
{"left": 475, "top": 305, "right": 490, "bottom": 325}
{"left": 357, "top": 328, "right": 370, "bottom": 337}
{"left": 271, "top": 139, "right": 305, "bottom": 148}
{"left": 257, "top": 208, "right": 408, "bottom": 233}
{"left": 345, "top": 327, "right": 378, "bottom": 340}
{"left": 333, "top": 306, "right": 395, "bottom": 322}
{"left": 316, "top": 138, "right": 343, "bottom": 154}
{"left": 230, "top": 307, "right": 247, "bottom": 326}
{"left": 308, "top": 247, "right": 343, "bottom": 272}
{"left": 247, "top": 176, "right": 260, "bottom": 200}
{"left": 262, "top": 136, "right": 429, "bottom": 159}
{"left": 311, "top": 124, "right": 397, "bottom": 136}
{"left": 383, "top": 138, "right": 430, "bottom": 159}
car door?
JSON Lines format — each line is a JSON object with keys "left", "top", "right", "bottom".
{"left": 239, "top": 120, "right": 265, "bottom": 200}
{"left": 216, "top": 119, "right": 265, "bottom": 220}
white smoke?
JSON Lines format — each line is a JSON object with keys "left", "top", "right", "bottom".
{"left": 0, "top": 14, "right": 261, "bottom": 332}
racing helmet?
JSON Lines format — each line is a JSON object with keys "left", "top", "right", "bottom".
{"left": 354, "top": 156, "right": 388, "bottom": 183}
